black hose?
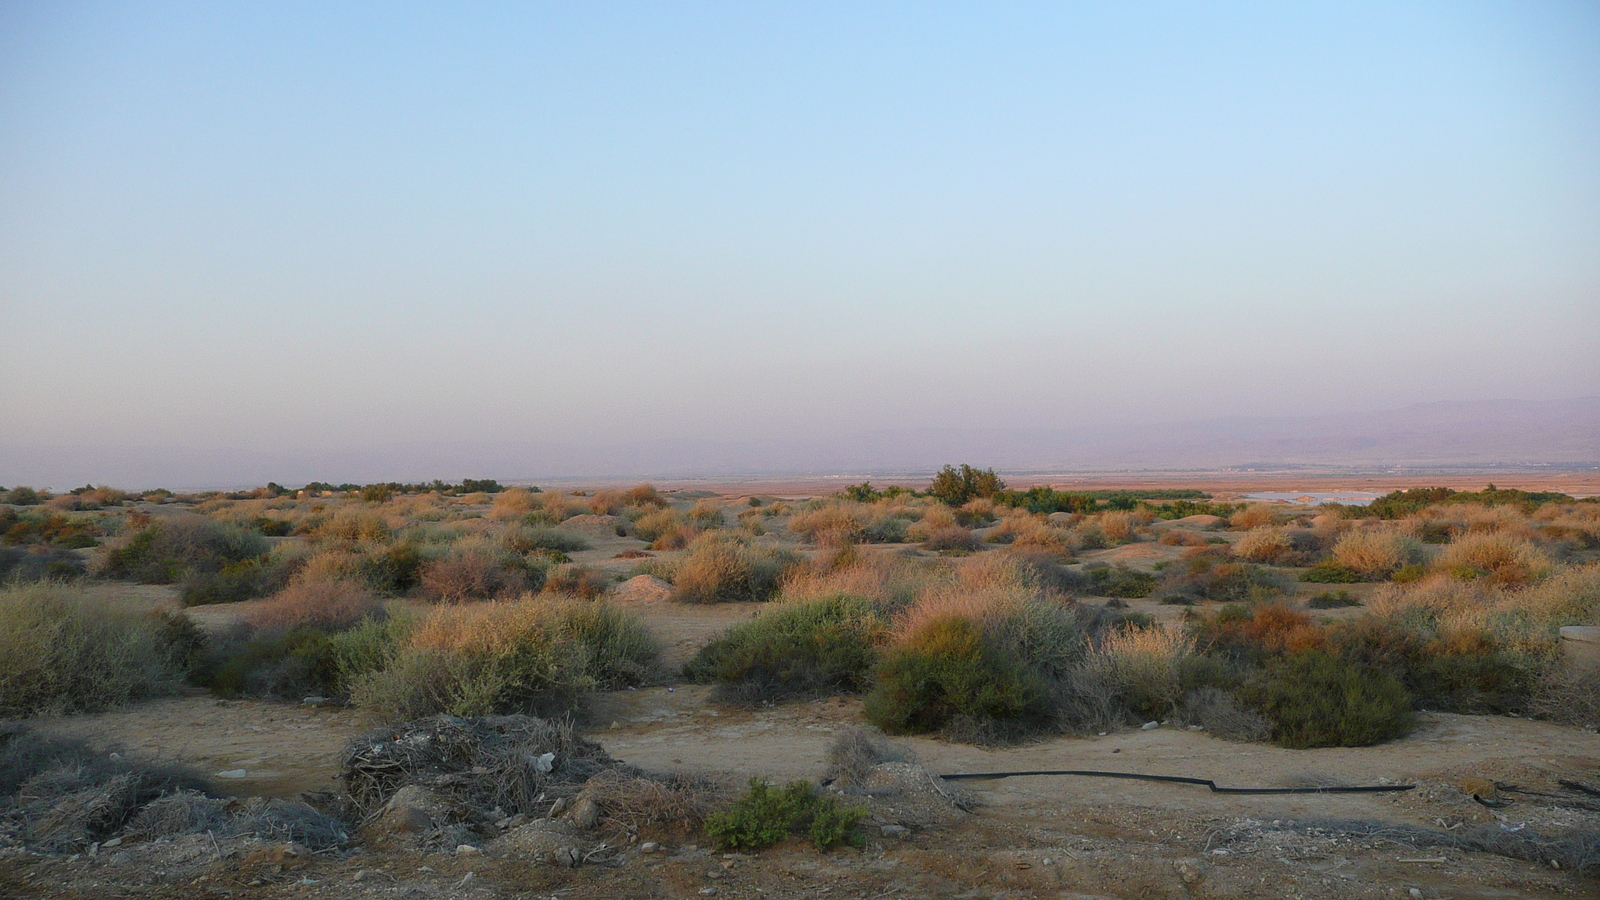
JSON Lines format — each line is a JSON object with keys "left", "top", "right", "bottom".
{"left": 938, "top": 770, "right": 1415, "bottom": 794}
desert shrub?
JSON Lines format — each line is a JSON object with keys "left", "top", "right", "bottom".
{"left": 780, "top": 554, "right": 947, "bottom": 612}
{"left": 2, "top": 487, "right": 44, "bottom": 506}
{"left": 684, "top": 595, "right": 887, "bottom": 703}
{"left": 0, "top": 583, "right": 189, "bottom": 716}
{"left": 1330, "top": 530, "right": 1421, "bottom": 580}
{"left": 1085, "top": 563, "right": 1156, "bottom": 598}
{"left": 670, "top": 533, "right": 796, "bottom": 604}
{"left": 418, "top": 544, "right": 540, "bottom": 602}
{"left": 1531, "top": 660, "right": 1600, "bottom": 727}
{"left": 540, "top": 563, "right": 612, "bottom": 599}
{"left": 928, "top": 464, "right": 1005, "bottom": 506}
{"left": 823, "top": 726, "right": 915, "bottom": 790}
{"left": 179, "top": 551, "right": 298, "bottom": 605}
{"left": 1237, "top": 649, "right": 1415, "bottom": 748}
{"left": 1175, "top": 686, "right": 1271, "bottom": 742}
{"left": 98, "top": 517, "right": 268, "bottom": 584}
{"left": 0, "top": 546, "right": 87, "bottom": 583}
{"left": 349, "top": 597, "right": 659, "bottom": 721}
{"left": 1434, "top": 533, "right": 1552, "bottom": 587}
{"left": 1307, "top": 590, "right": 1362, "bottom": 609}
{"left": 1156, "top": 554, "right": 1278, "bottom": 605}
{"left": 954, "top": 498, "right": 998, "bottom": 528}
{"left": 490, "top": 487, "right": 540, "bottom": 520}
{"left": 998, "top": 548, "right": 1089, "bottom": 595}
{"left": 864, "top": 615, "right": 1053, "bottom": 739}
{"left": 1300, "top": 557, "right": 1365, "bottom": 583}
{"left": 1192, "top": 604, "right": 1326, "bottom": 665}
{"left": 1229, "top": 504, "right": 1280, "bottom": 530}
{"left": 244, "top": 579, "right": 384, "bottom": 633}
{"left": 1086, "top": 624, "right": 1193, "bottom": 719}
{"left": 355, "top": 540, "right": 425, "bottom": 594}
{"left": 1097, "top": 510, "right": 1143, "bottom": 544}
{"left": 504, "top": 524, "right": 589, "bottom": 554}
{"left": 922, "top": 526, "right": 981, "bottom": 553}
{"left": 209, "top": 627, "right": 343, "bottom": 699}
{"left": 1233, "top": 527, "right": 1294, "bottom": 564}
{"left": 2, "top": 511, "right": 101, "bottom": 548}
{"left": 705, "top": 779, "right": 867, "bottom": 852}
{"left": 308, "top": 510, "right": 392, "bottom": 544}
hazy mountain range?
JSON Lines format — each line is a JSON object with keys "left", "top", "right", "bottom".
{"left": 3, "top": 398, "right": 1596, "bottom": 490}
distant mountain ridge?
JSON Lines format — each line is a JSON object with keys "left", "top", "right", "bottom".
{"left": 2, "top": 397, "right": 1596, "bottom": 489}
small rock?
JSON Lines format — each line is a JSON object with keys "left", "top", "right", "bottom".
{"left": 101, "top": 837, "right": 123, "bottom": 849}
{"left": 640, "top": 842, "right": 661, "bottom": 853}
{"left": 1141, "top": 721, "right": 1159, "bottom": 731}
{"left": 302, "top": 696, "right": 327, "bottom": 705}
{"left": 457, "top": 872, "right": 476, "bottom": 888}
{"left": 1097, "top": 732, "right": 1108, "bottom": 736}
{"left": 556, "top": 846, "right": 582, "bottom": 868}
{"left": 548, "top": 797, "right": 568, "bottom": 818}
{"left": 353, "top": 870, "right": 369, "bottom": 882}
{"left": 707, "top": 869, "right": 726, "bottom": 879}
{"left": 534, "top": 752, "right": 556, "bottom": 773}
{"left": 1188, "top": 725, "right": 1204, "bottom": 731}
{"left": 107, "top": 752, "right": 121, "bottom": 761}
{"left": 216, "top": 769, "right": 248, "bottom": 779}
{"left": 698, "top": 890, "right": 717, "bottom": 897}
{"left": 880, "top": 825, "right": 909, "bottom": 837}
{"left": 1409, "top": 890, "right": 1423, "bottom": 899}
{"left": 569, "top": 797, "right": 601, "bottom": 830}
{"left": 456, "top": 844, "right": 481, "bottom": 857}
{"left": 1174, "top": 859, "right": 1204, "bottom": 885}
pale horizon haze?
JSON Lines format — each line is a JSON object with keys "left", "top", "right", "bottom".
{"left": 3, "top": 2, "right": 1599, "bottom": 485}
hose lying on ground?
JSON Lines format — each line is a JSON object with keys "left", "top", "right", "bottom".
{"left": 938, "top": 770, "right": 1415, "bottom": 794}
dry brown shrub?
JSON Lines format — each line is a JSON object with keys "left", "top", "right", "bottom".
{"left": 1435, "top": 533, "right": 1553, "bottom": 587}
{"left": 419, "top": 549, "right": 528, "bottom": 603}
{"left": 1159, "top": 529, "right": 1209, "bottom": 547}
{"left": 490, "top": 487, "right": 540, "bottom": 520}
{"left": 1087, "top": 623, "right": 1194, "bottom": 716}
{"left": 1230, "top": 504, "right": 1281, "bottom": 530}
{"left": 788, "top": 503, "right": 866, "bottom": 545}
{"left": 541, "top": 564, "right": 611, "bottom": 599}
{"left": 577, "top": 769, "right": 722, "bottom": 830}
{"left": 1233, "top": 527, "right": 1293, "bottom": 563}
{"left": 922, "top": 526, "right": 980, "bottom": 553}
{"left": 244, "top": 580, "right": 382, "bottom": 632}
{"left": 1331, "top": 529, "right": 1421, "bottom": 578}
{"left": 671, "top": 533, "right": 795, "bottom": 603}
{"left": 311, "top": 511, "right": 391, "bottom": 544}
{"left": 1531, "top": 660, "right": 1600, "bottom": 727}
{"left": 297, "top": 548, "right": 362, "bottom": 584}
{"left": 633, "top": 508, "right": 688, "bottom": 543}
{"left": 1097, "top": 511, "right": 1143, "bottom": 544}
{"left": 781, "top": 554, "right": 948, "bottom": 611}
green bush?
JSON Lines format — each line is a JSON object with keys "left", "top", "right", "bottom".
{"left": 2, "top": 487, "right": 43, "bottom": 506}
{"left": 1087, "top": 563, "right": 1156, "bottom": 598}
{"left": 864, "top": 615, "right": 1052, "bottom": 738}
{"left": 1156, "top": 556, "right": 1277, "bottom": 604}
{"left": 1237, "top": 649, "right": 1415, "bottom": 748}
{"left": 684, "top": 596, "right": 886, "bottom": 702}
{"left": 927, "top": 464, "right": 1005, "bottom": 506}
{"left": 0, "top": 546, "right": 87, "bottom": 583}
{"left": 705, "top": 779, "right": 866, "bottom": 851}
{"left": 508, "top": 524, "right": 590, "bottom": 554}
{"left": 100, "top": 518, "right": 268, "bottom": 584}
{"left": 0, "top": 583, "right": 190, "bottom": 716}
{"left": 1306, "top": 590, "right": 1361, "bottom": 609}
{"left": 350, "top": 598, "right": 660, "bottom": 721}
{"left": 179, "top": 555, "right": 295, "bottom": 606}
{"left": 1299, "top": 561, "right": 1365, "bottom": 584}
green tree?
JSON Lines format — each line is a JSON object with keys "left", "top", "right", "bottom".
{"left": 927, "top": 464, "right": 1005, "bottom": 506}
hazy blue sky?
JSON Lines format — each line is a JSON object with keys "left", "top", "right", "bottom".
{"left": 3, "top": 2, "right": 1598, "bottom": 478}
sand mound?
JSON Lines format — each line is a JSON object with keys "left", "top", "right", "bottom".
{"left": 1161, "top": 514, "right": 1224, "bottom": 528}
{"left": 612, "top": 575, "right": 672, "bottom": 604}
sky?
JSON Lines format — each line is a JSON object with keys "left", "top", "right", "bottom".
{"left": 2, "top": 2, "right": 1598, "bottom": 483}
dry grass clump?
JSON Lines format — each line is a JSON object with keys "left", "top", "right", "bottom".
{"left": 1330, "top": 529, "right": 1422, "bottom": 579}
{"left": 576, "top": 768, "right": 722, "bottom": 831}
{"left": 0, "top": 583, "right": 189, "bottom": 716}
{"left": 1233, "top": 527, "right": 1294, "bottom": 563}
{"left": 1230, "top": 504, "right": 1281, "bottom": 530}
{"left": 671, "top": 532, "right": 797, "bottom": 603}
{"left": 489, "top": 487, "right": 541, "bottom": 520}
{"left": 922, "top": 525, "right": 981, "bottom": 553}
{"left": 780, "top": 554, "right": 949, "bottom": 611}
{"left": 1434, "top": 533, "right": 1553, "bottom": 587}
{"left": 243, "top": 579, "right": 384, "bottom": 633}
{"left": 1530, "top": 659, "right": 1600, "bottom": 727}
{"left": 350, "top": 596, "right": 660, "bottom": 720}
{"left": 1086, "top": 623, "right": 1194, "bottom": 719}
{"left": 309, "top": 510, "right": 392, "bottom": 544}
{"left": 904, "top": 505, "right": 957, "bottom": 542}
{"left": 540, "top": 563, "right": 612, "bottom": 599}
{"left": 823, "top": 726, "right": 915, "bottom": 790}
{"left": 96, "top": 516, "right": 269, "bottom": 584}
{"left": 634, "top": 508, "right": 696, "bottom": 549}
{"left": 1096, "top": 510, "right": 1147, "bottom": 544}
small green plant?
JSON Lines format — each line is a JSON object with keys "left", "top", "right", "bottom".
{"left": 704, "top": 779, "right": 867, "bottom": 851}
{"left": 1306, "top": 590, "right": 1361, "bottom": 609}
